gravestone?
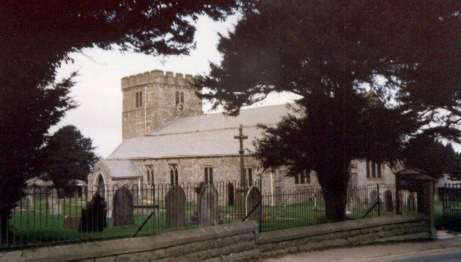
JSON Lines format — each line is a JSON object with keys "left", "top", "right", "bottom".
{"left": 113, "top": 187, "right": 134, "bottom": 226}
{"left": 370, "top": 190, "right": 379, "bottom": 205}
{"left": 27, "top": 194, "right": 34, "bottom": 210}
{"left": 408, "top": 193, "right": 416, "bottom": 211}
{"left": 246, "top": 186, "right": 262, "bottom": 222}
{"left": 131, "top": 185, "right": 139, "bottom": 205}
{"left": 79, "top": 194, "right": 107, "bottom": 232}
{"left": 166, "top": 185, "right": 186, "bottom": 229}
{"left": 198, "top": 184, "right": 219, "bottom": 226}
{"left": 47, "top": 189, "right": 61, "bottom": 215}
{"left": 384, "top": 190, "right": 393, "bottom": 212}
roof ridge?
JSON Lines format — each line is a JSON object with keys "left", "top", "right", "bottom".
{"left": 148, "top": 124, "right": 269, "bottom": 137}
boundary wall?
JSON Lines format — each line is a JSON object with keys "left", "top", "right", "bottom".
{"left": 0, "top": 215, "right": 432, "bottom": 262}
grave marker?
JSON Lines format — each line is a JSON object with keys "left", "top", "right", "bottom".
{"left": 48, "top": 189, "right": 61, "bottom": 215}
{"left": 198, "top": 184, "right": 219, "bottom": 226}
{"left": 166, "top": 185, "right": 186, "bottom": 229}
{"left": 113, "top": 187, "right": 134, "bottom": 226}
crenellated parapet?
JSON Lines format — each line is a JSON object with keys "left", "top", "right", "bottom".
{"left": 121, "top": 70, "right": 196, "bottom": 90}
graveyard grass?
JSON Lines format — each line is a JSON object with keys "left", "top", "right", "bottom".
{"left": 6, "top": 198, "right": 427, "bottom": 247}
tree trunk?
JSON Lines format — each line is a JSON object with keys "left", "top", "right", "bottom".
{"left": 317, "top": 163, "right": 350, "bottom": 222}
{"left": 323, "top": 186, "right": 347, "bottom": 221}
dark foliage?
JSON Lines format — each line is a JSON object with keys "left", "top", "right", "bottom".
{"left": 200, "top": 0, "right": 461, "bottom": 221}
{"left": 79, "top": 194, "right": 107, "bottom": 232}
{"left": 0, "top": 0, "right": 243, "bottom": 238}
{"left": 404, "top": 137, "right": 461, "bottom": 179}
{"left": 42, "top": 125, "right": 98, "bottom": 193}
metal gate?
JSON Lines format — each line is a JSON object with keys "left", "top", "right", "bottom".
{"left": 439, "top": 184, "right": 461, "bottom": 229}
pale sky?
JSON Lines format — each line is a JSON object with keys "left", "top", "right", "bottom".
{"left": 53, "top": 15, "right": 299, "bottom": 158}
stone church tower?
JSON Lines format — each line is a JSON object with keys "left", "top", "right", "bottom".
{"left": 121, "top": 70, "right": 203, "bottom": 140}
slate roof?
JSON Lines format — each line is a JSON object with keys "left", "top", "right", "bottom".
{"left": 99, "top": 160, "right": 144, "bottom": 178}
{"left": 107, "top": 104, "right": 293, "bottom": 160}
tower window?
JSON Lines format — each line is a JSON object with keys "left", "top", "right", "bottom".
{"left": 136, "top": 91, "right": 143, "bottom": 108}
{"left": 204, "top": 167, "right": 213, "bottom": 184}
{"left": 175, "top": 91, "right": 179, "bottom": 106}
{"left": 180, "top": 92, "right": 184, "bottom": 104}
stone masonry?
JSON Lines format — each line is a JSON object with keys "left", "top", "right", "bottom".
{"left": 121, "top": 70, "right": 202, "bottom": 140}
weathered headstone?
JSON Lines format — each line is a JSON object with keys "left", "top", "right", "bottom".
{"left": 246, "top": 186, "right": 262, "bottom": 222}
{"left": 27, "top": 194, "right": 34, "bottom": 210}
{"left": 384, "top": 190, "right": 393, "bottom": 212}
{"left": 48, "top": 189, "right": 61, "bottom": 215}
{"left": 79, "top": 194, "right": 107, "bottom": 232}
{"left": 131, "top": 185, "right": 139, "bottom": 204}
{"left": 165, "top": 185, "right": 186, "bottom": 229}
{"left": 370, "top": 190, "right": 379, "bottom": 205}
{"left": 198, "top": 184, "right": 219, "bottom": 226}
{"left": 113, "top": 187, "right": 134, "bottom": 226}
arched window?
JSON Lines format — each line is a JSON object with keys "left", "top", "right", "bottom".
{"left": 170, "top": 164, "right": 179, "bottom": 185}
{"left": 204, "top": 167, "right": 213, "bottom": 184}
{"left": 145, "top": 165, "right": 154, "bottom": 185}
{"left": 96, "top": 174, "right": 105, "bottom": 198}
{"left": 180, "top": 92, "right": 184, "bottom": 104}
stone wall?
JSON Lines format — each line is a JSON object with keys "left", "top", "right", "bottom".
{"left": 1, "top": 216, "right": 432, "bottom": 262}
{"left": 257, "top": 215, "right": 431, "bottom": 258}
{"left": 136, "top": 156, "right": 262, "bottom": 185}
{"left": 1, "top": 222, "right": 259, "bottom": 262}
{"left": 121, "top": 70, "right": 203, "bottom": 140}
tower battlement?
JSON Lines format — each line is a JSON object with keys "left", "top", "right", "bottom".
{"left": 121, "top": 69, "right": 202, "bottom": 140}
{"left": 121, "top": 70, "right": 195, "bottom": 90}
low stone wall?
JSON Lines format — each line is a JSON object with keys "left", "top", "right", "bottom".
{"left": 1, "top": 222, "right": 259, "bottom": 262}
{"left": 257, "top": 215, "right": 432, "bottom": 258}
{"left": 1, "top": 216, "right": 432, "bottom": 262}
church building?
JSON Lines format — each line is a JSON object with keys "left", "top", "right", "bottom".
{"left": 88, "top": 69, "right": 396, "bottom": 207}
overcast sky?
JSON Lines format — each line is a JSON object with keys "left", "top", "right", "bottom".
{"left": 53, "top": 15, "right": 299, "bottom": 158}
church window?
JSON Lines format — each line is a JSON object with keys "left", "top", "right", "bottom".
{"left": 180, "top": 92, "right": 184, "bottom": 104}
{"left": 366, "top": 159, "right": 382, "bottom": 179}
{"left": 170, "top": 164, "right": 179, "bottom": 185}
{"left": 175, "top": 91, "right": 179, "bottom": 105}
{"left": 295, "top": 170, "right": 310, "bottom": 184}
{"left": 146, "top": 165, "right": 154, "bottom": 185}
{"left": 245, "top": 168, "right": 253, "bottom": 186}
{"left": 204, "top": 167, "right": 213, "bottom": 184}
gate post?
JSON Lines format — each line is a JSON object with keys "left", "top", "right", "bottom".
{"left": 422, "top": 180, "right": 436, "bottom": 239}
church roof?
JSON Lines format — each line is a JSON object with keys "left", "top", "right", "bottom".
{"left": 107, "top": 104, "right": 293, "bottom": 160}
{"left": 99, "top": 160, "right": 143, "bottom": 178}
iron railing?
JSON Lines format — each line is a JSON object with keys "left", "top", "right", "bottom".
{"left": 1, "top": 182, "right": 416, "bottom": 250}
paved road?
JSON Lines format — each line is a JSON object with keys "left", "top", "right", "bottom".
{"left": 264, "top": 235, "right": 461, "bottom": 262}
{"left": 395, "top": 249, "right": 461, "bottom": 262}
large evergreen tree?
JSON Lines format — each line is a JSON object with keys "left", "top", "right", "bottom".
{"left": 0, "top": 0, "right": 244, "bottom": 241}
{"left": 200, "top": 0, "right": 461, "bottom": 221}
{"left": 404, "top": 137, "right": 461, "bottom": 179}
{"left": 42, "top": 125, "right": 98, "bottom": 193}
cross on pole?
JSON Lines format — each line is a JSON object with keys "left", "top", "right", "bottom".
{"left": 234, "top": 125, "right": 248, "bottom": 188}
